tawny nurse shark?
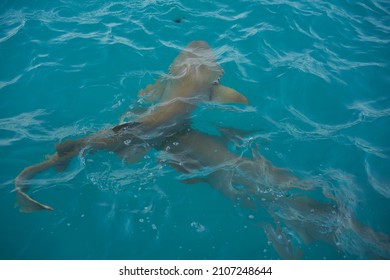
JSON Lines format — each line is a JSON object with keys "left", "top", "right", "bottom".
{"left": 14, "top": 41, "right": 390, "bottom": 259}
{"left": 14, "top": 41, "right": 249, "bottom": 213}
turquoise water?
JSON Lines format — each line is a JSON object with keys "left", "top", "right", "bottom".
{"left": 1, "top": 0, "right": 390, "bottom": 259}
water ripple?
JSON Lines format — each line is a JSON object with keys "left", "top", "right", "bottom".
{"left": 0, "top": 16, "right": 26, "bottom": 44}
{"left": 347, "top": 99, "right": 390, "bottom": 121}
{"left": 365, "top": 158, "right": 390, "bottom": 198}
{"left": 0, "top": 109, "right": 92, "bottom": 146}
{"left": 0, "top": 74, "right": 22, "bottom": 90}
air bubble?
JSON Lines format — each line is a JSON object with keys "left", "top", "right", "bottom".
{"left": 190, "top": 221, "right": 205, "bottom": 233}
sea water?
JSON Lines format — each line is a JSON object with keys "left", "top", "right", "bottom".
{"left": 0, "top": 0, "right": 389, "bottom": 259}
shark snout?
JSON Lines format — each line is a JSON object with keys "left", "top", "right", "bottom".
{"left": 188, "top": 40, "right": 210, "bottom": 49}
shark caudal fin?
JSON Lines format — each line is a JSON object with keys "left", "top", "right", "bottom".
{"left": 14, "top": 156, "right": 61, "bottom": 212}
{"left": 16, "top": 190, "right": 53, "bottom": 213}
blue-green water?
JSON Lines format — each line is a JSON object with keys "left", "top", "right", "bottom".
{"left": 1, "top": 0, "right": 389, "bottom": 259}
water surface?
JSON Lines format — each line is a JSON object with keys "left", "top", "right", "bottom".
{"left": 1, "top": 0, "right": 389, "bottom": 259}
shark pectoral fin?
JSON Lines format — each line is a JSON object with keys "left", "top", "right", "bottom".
{"left": 16, "top": 190, "right": 54, "bottom": 212}
{"left": 210, "top": 85, "right": 249, "bottom": 105}
{"left": 138, "top": 78, "right": 165, "bottom": 104}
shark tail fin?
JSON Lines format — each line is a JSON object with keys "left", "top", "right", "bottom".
{"left": 16, "top": 190, "right": 53, "bottom": 213}
{"left": 14, "top": 156, "right": 59, "bottom": 212}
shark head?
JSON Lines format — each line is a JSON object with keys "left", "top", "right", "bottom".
{"left": 134, "top": 40, "right": 249, "bottom": 132}
{"left": 139, "top": 41, "right": 248, "bottom": 106}
{"left": 168, "top": 41, "right": 223, "bottom": 88}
